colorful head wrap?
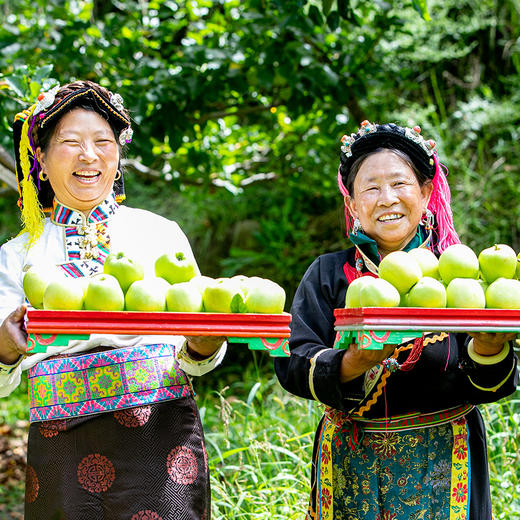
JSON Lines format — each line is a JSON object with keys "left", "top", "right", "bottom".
{"left": 12, "top": 81, "right": 132, "bottom": 247}
{"left": 337, "top": 120, "right": 459, "bottom": 253}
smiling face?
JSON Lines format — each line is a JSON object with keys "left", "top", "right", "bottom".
{"left": 36, "top": 108, "right": 119, "bottom": 215}
{"left": 346, "top": 150, "right": 433, "bottom": 256}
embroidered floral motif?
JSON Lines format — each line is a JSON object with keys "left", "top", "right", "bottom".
{"left": 320, "top": 487, "right": 332, "bottom": 510}
{"left": 311, "top": 420, "right": 469, "bottom": 519}
{"left": 369, "top": 432, "right": 399, "bottom": 459}
{"left": 451, "top": 482, "right": 468, "bottom": 503}
{"left": 321, "top": 443, "right": 331, "bottom": 465}
{"left": 114, "top": 405, "right": 152, "bottom": 427}
{"left": 77, "top": 453, "right": 115, "bottom": 493}
{"left": 167, "top": 446, "right": 198, "bottom": 485}
{"left": 375, "top": 511, "right": 397, "bottom": 520}
{"left": 453, "top": 443, "right": 468, "bottom": 461}
{"left": 25, "top": 465, "right": 39, "bottom": 503}
{"left": 39, "top": 419, "right": 67, "bottom": 438}
{"left": 130, "top": 511, "right": 163, "bottom": 520}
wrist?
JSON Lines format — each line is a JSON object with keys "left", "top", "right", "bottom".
{"left": 185, "top": 342, "right": 214, "bottom": 361}
{"left": 0, "top": 347, "right": 22, "bottom": 365}
{"left": 468, "top": 339, "right": 510, "bottom": 365}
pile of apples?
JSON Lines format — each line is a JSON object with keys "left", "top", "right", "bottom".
{"left": 346, "top": 243, "right": 520, "bottom": 309}
{"left": 22, "top": 251, "right": 286, "bottom": 314}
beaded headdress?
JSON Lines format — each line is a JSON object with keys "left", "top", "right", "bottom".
{"left": 337, "top": 120, "right": 459, "bottom": 253}
{"left": 12, "top": 82, "right": 132, "bottom": 247}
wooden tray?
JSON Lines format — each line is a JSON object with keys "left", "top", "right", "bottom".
{"left": 334, "top": 307, "right": 520, "bottom": 349}
{"left": 25, "top": 309, "right": 291, "bottom": 356}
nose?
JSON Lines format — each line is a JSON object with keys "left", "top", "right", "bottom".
{"left": 78, "top": 140, "right": 97, "bottom": 163}
{"left": 378, "top": 185, "right": 399, "bottom": 206}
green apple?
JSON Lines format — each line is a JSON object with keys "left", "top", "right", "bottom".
{"left": 438, "top": 244, "right": 479, "bottom": 285}
{"left": 189, "top": 275, "right": 215, "bottom": 311}
{"left": 23, "top": 265, "right": 62, "bottom": 309}
{"left": 190, "top": 275, "right": 215, "bottom": 292}
{"left": 478, "top": 279, "right": 489, "bottom": 294}
{"left": 231, "top": 275, "right": 253, "bottom": 297}
{"left": 378, "top": 251, "right": 422, "bottom": 294}
{"left": 244, "top": 278, "right": 286, "bottom": 314}
{"left": 408, "top": 248, "right": 440, "bottom": 279}
{"left": 485, "top": 277, "right": 520, "bottom": 309}
{"left": 516, "top": 252, "right": 520, "bottom": 279}
{"left": 43, "top": 277, "right": 85, "bottom": 310}
{"left": 203, "top": 278, "right": 246, "bottom": 313}
{"left": 359, "top": 278, "right": 400, "bottom": 307}
{"left": 103, "top": 251, "right": 145, "bottom": 293}
{"left": 166, "top": 281, "right": 203, "bottom": 312}
{"left": 84, "top": 273, "right": 125, "bottom": 311}
{"left": 407, "top": 276, "right": 447, "bottom": 308}
{"left": 446, "top": 278, "right": 485, "bottom": 308}
{"left": 478, "top": 244, "right": 517, "bottom": 283}
{"left": 155, "top": 251, "right": 200, "bottom": 284}
{"left": 345, "top": 276, "right": 376, "bottom": 308}
{"left": 125, "top": 277, "right": 168, "bottom": 311}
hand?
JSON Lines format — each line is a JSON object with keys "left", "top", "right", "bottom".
{"left": 0, "top": 305, "right": 29, "bottom": 364}
{"left": 340, "top": 342, "right": 396, "bottom": 383}
{"left": 184, "top": 335, "right": 226, "bottom": 360}
{"left": 467, "top": 331, "right": 516, "bottom": 357}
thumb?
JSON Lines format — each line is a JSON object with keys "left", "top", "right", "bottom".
{"left": 12, "top": 304, "right": 27, "bottom": 321}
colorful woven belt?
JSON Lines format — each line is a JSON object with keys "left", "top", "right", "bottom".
{"left": 325, "top": 403, "right": 474, "bottom": 432}
{"left": 28, "top": 344, "right": 191, "bottom": 422}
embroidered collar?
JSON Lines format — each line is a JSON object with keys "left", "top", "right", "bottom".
{"left": 51, "top": 192, "right": 119, "bottom": 227}
{"left": 349, "top": 227, "right": 429, "bottom": 268}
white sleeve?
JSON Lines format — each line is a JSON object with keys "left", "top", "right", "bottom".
{"left": 177, "top": 340, "right": 227, "bottom": 376}
{"left": 0, "top": 237, "right": 27, "bottom": 396}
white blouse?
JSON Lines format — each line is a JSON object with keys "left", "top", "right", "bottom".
{"left": 0, "top": 196, "right": 225, "bottom": 397}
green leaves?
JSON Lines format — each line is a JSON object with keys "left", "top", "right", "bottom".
{"left": 412, "top": 0, "right": 431, "bottom": 21}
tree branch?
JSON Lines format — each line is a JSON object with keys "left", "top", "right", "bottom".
{"left": 0, "top": 162, "right": 18, "bottom": 192}
{"left": 0, "top": 144, "right": 15, "bottom": 173}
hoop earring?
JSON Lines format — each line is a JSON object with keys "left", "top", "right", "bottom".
{"left": 421, "top": 208, "right": 434, "bottom": 230}
{"left": 114, "top": 170, "right": 122, "bottom": 181}
{"left": 352, "top": 218, "right": 362, "bottom": 235}
{"left": 39, "top": 170, "right": 48, "bottom": 182}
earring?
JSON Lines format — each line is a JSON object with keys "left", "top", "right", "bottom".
{"left": 114, "top": 170, "right": 122, "bottom": 181}
{"left": 39, "top": 170, "right": 48, "bottom": 182}
{"left": 352, "top": 218, "right": 362, "bottom": 235}
{"left": 421, "top": 208, "right": 434, "bottom": 230}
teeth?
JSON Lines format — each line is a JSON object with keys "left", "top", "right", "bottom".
{"left": 379, "top": 214, "right": 402, "bottom": 222}
{"left": 75, "top": 171, "right": 100, "bottom": 177}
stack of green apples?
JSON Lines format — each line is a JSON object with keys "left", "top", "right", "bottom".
{"left": 345, "top": 243, "right": 520, "bottom": 309}
{"left": 23, "top": 250, "right": 286, "bottom": 314}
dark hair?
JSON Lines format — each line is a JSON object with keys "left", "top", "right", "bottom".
{"left": 343, "top": 147, "right": 432, "bottom": 196}
{"left": 34, "top": 80, "right": 129, "bottom": 152}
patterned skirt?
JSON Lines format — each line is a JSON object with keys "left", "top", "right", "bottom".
{"left": 306, "top": 407, "right": 480, "bottom": 520}
{"left": 24, "top": 397, "right": 210, "bottom": 520}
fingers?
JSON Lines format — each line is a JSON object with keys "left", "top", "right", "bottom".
{"left": 11, "top": 304, "right": 27, "bottom": 323}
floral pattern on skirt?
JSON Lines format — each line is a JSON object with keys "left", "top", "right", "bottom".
{"left": 25, "top": 396, "right": 210, "bottom": 520}
{"left": 309, "top": 415, "right": 470, "bottom": 520}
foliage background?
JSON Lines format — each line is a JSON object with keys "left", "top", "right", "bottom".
{"left": 0, "top": 0, "right": 519, "bottom": 518}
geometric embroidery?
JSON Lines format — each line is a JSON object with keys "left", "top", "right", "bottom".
{"left": 52, "top": 194, "right": 116, "bottom": 278}
{"left": 28, "top": 344, "right": 190, "bottom": 422}
{"left": 125, "top": 359, "right": 158, "bottom": 393}
{"left": 55, "top": 371, "right": 87, "bottom": 404}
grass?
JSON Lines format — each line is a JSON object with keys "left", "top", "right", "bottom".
{"left": 0, "top": 352, "right": 518, "bottom": 519}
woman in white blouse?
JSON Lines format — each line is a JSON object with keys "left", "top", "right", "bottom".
{"left": 0, "top": 80, "right": 224, "bottom": 520}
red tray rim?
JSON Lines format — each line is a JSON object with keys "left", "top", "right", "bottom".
{"left": 334, "top": 307, "right": 520, "bottom": 331}
{"left": 26, "top": 309, "right": 291, "bottom": 337}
